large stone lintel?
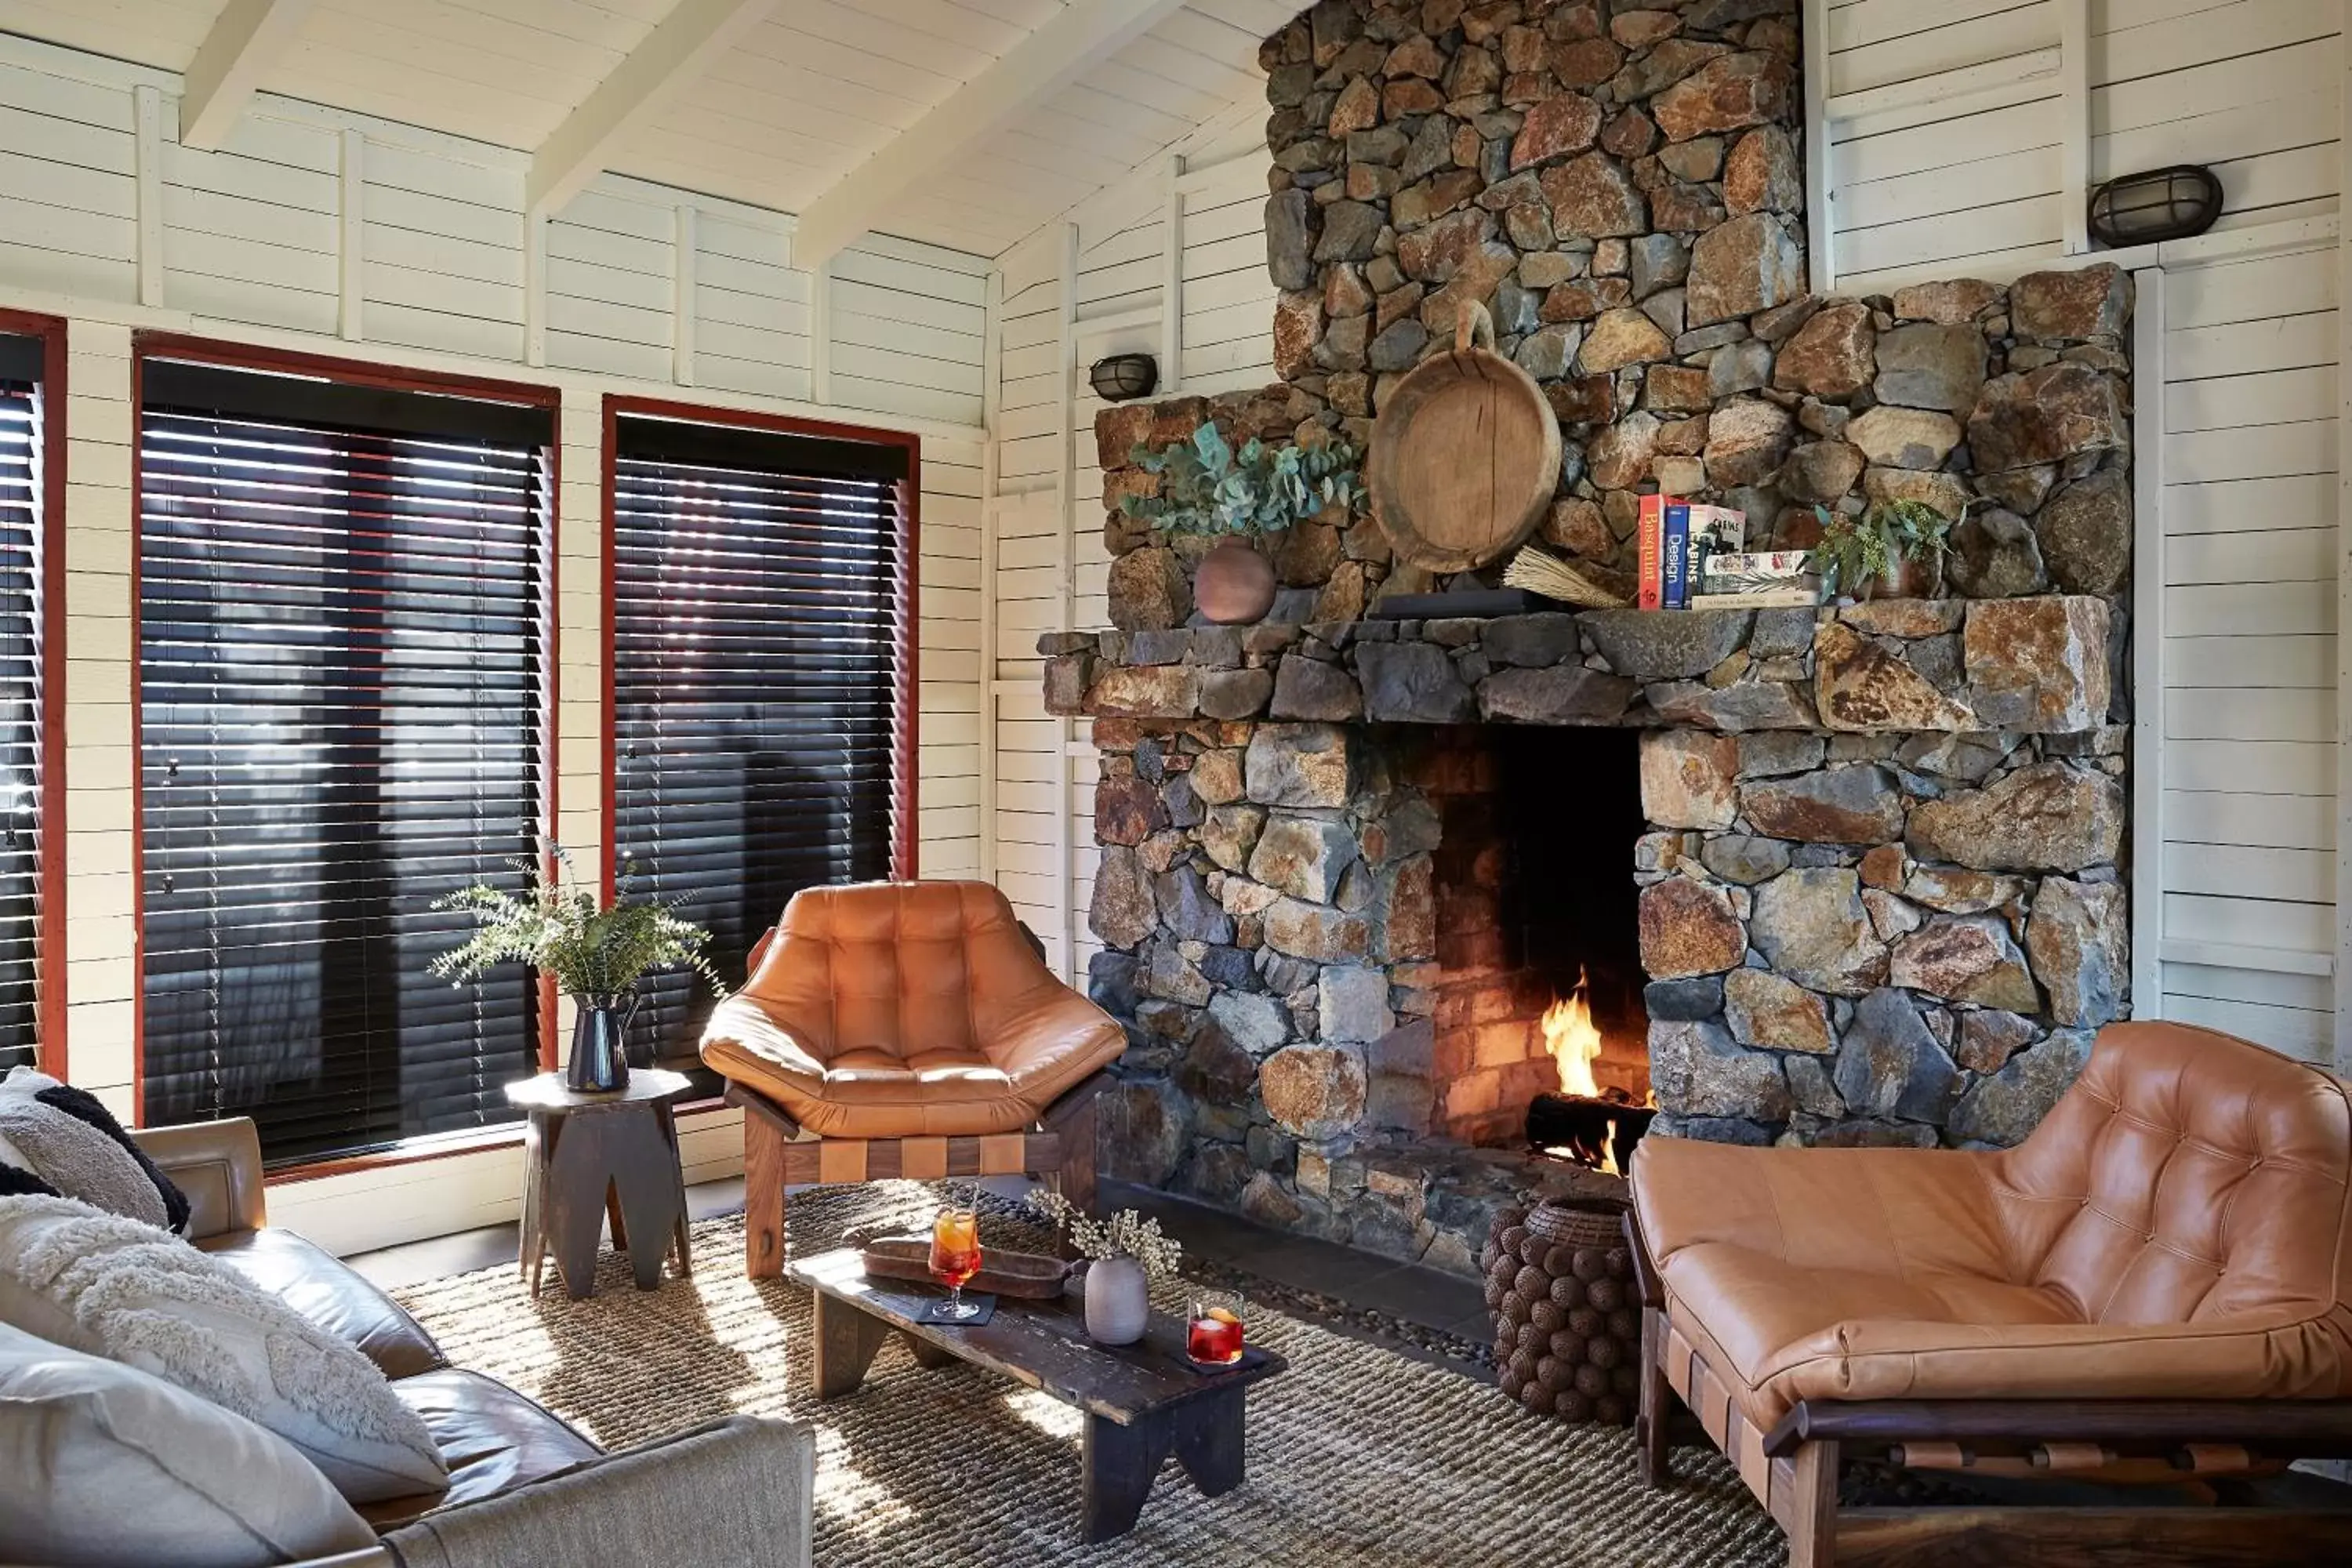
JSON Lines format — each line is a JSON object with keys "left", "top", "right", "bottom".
{"left": 1040, "top": 596, "right": 2111, "bottom": 736}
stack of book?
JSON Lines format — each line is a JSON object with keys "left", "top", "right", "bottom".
{"left": 1635, "top": 495, "right": 1820, "bottom": 611}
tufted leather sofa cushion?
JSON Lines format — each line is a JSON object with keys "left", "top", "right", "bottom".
{"left": 699, "top": 880, "right": 1125, "bottom": 1139}
{"left": 1633, "top": 1022, "right": 2352, "bottom": 1428}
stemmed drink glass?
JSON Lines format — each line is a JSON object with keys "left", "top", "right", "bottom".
{"left": 928, "top": 1199, "right": 983, "bottom": 1322}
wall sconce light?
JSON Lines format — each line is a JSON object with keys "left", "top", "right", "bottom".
{"left": 1089, "top": 353, "right": 1158, "bottom": 402}
{"left": 2087, "top": 165, "right": 2222, "bottom": 248}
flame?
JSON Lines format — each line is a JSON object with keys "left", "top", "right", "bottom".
{"left": 1541, "top": 970, "right": 1605, "bottom": 1101}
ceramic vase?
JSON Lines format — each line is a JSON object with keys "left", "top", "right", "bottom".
{"left": 1083, "top": 1256, "right": 1150, "bottom": 1346}
{"left": 565, "top": 992, "right": 637, "bottom": 1092}
{"left": 1192, "top": 538, "right": 1276, "bottom": 623}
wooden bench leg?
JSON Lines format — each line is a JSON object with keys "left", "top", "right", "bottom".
{"left": 811, "top": 1292, "right": 889, "bottom": 1400}
{"left": 744, "top": 1106, "right": 788, "bottom": 1280}
{"left": 1170, "top": 1385, "right": 1247, "bottom": 1497}
{"left": 1082, "top": 1410, "right": 1173, "bottom": 1544}
{"left": 1637, "top": 1305, "right": 1672, "bottom": 1489}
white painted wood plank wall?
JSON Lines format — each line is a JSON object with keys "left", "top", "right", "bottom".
{"left": 985, "top": 115, "right": 1273, "bottom": 986}
{"left": 2154, "top": 241, "right": 2339, "bottom": 1059}
{"left": 1824, "top": 0, "right": 2343, "bottom": 293}
{"left": 0, "top": 31, "right": 992, "bottom": 1252}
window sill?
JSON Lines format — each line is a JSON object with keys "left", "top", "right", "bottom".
{"left": 262, "top": 1094, "right": 735, "bottom": 1185}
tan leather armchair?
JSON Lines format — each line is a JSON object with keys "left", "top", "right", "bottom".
{"left": 701, "top": 880, "right": 1127, "bottom": 1277}
{"left": 1627, "top": 1021, "right": 2352, "bottom": 1566}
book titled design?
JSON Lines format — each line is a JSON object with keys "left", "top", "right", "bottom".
{"left": 1635, "top": 493, "right": 1665, "bottom": 610}
{"left": 1661, "top": 503, "right": 1691, "bottom": 609}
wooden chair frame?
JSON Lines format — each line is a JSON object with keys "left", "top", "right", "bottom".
{"left": 729, "top": 1074, "right": 1102, "bottom": 1279}
{"left": 1624, "top": 1212, "right": 2352, "bottom": 1566}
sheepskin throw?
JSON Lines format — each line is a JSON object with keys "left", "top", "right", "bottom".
{"left": 0, "top": 1194, "right": 448, "bottom": 1504}
{"left": 0, "top": 1069, "right": 188, "bottom": 1230}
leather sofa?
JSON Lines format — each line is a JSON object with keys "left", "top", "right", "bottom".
{"left": 1628, "top": 1020, "right": 2352, "bottom": 1566}
{"left": 10, "top": 1116, "right": 815, "bottom": 1568}
{"left": 702, "top": 880, "right": 1125, "bottom": 1276}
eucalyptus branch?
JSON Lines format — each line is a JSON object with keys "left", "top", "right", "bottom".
{"left": 1120, "top": 420, "right": 1362, "bottom": 538}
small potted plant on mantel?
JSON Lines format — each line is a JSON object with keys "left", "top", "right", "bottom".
{"left": 1809, "top": 499, "right": 1955, "bottom": 601}
{"left": 431, "top": 844, "right": 722, "bottom": 1093}
{"left": 1120, "top": 420, "right": 1363, "bottom": 623}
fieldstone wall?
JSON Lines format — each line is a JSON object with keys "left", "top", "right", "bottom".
{"left": 1057, "top": 0, "right": 2140, "bottom": 1274}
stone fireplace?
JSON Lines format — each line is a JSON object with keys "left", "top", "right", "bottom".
{"left": 1043, "top": 0, "right": 2137, "bottom": 1276}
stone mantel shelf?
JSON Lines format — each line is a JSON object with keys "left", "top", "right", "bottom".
{"left": 1040, "top": 594, "right": 2113, "bottom": 738}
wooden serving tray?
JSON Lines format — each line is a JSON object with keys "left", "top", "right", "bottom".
{"left": 858, "top": 1236, "right": 1073, "bottom": 1300}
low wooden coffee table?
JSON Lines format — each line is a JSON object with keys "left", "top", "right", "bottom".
{"left": 787, "top": 1248, "right": 1287, "bottom": 1542}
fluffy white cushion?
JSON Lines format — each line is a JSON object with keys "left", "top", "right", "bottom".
{"left": 0, "top": 1194, "right": 450, "bottom": 1504}
{"left": 0, "top": 1322, "right": 379, "bottom": 1567}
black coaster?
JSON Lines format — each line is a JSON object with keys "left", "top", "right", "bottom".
{"left": 1185, "top": 1344, "right": 1273, "bottom": 1377}
{"left": 914, "top": 1293, "right": 996, "bottom": 1326}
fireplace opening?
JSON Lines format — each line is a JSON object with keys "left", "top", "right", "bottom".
{"left": 1409, "top": 724, "right": 1653, "bottom": 1163}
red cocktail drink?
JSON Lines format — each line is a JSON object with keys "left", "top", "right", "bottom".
{"left": 1188, "top": 1306, "right": 1245, "bottom": 1365}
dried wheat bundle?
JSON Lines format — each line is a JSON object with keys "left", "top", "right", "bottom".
{"left": 1503, "top": 544, "right": 1630, "bottom": 609}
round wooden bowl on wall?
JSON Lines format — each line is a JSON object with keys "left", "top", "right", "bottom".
{"left": 1367, "top": 299, "right": 1563, "bottom": 574}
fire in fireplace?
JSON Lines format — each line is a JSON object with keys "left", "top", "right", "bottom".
{"left": 1526, "top": 969, "right": 1657, "bottom": 1175}
{"left": 1412, "top": 721, "right": 1655, "bottom": 1155}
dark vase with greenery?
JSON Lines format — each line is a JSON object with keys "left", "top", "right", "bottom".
{"left": 1809, "top": 499, "right": 1955, "bottom": 601}
{"left": 431, "top": 846, "right": 723, "bottom": 1093}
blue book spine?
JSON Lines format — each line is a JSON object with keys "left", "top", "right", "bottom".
{"left": 1661, "top": 503, "right": 1691, "bottom": 609}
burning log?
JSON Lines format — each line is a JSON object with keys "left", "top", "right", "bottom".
{"left": 1533, "top": 968, "right": 1654, "bottom": 1174}
{"left": 1527, "top": 1092, "right": 1655, "bottom": 1174}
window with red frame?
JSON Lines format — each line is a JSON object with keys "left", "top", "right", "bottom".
{"left": 0, "top": 332, "right": 45, "bottom": 1073}
{"left": 608, "top": 411, "right": 913, "bottom": 1065}
{"left": 136, "top": 358, "right": 554, "bottom": 1163}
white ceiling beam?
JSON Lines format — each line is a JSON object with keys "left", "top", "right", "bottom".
{"left": 178, "top": 0, "right": 318, "bottom": 151}
{"left": 526, "top": 0, "right": 780, "bottom": 220}
{"left": 791, "top": 0, "right": 1195, "bottom": 270}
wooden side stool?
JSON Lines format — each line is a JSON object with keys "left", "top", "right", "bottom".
{"left": 506, "top": 1068, "right": 694, "bottom": 1301}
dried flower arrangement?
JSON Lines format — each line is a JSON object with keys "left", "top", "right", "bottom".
{"left": 1029, "top": 1190, "right": 1185, "bottom": 1283}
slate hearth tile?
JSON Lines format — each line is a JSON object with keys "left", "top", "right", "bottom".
{"left": 1346, "top": 1261, "right": 1486, "bottom": 1335}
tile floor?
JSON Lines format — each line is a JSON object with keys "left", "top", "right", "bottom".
{"left": 346, "top": 1174, "right": 1488, "bottom": 1348}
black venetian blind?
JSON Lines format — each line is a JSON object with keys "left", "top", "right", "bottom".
{"left": 611, "top": 413, "right": 912, "bottom": 1064}
{"left": 0, "top": 335, "right": 45, "bottom": 1073}
{"left": 138, "top": 360, "right": 553, "bottom": 1163}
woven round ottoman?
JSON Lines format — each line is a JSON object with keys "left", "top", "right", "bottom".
{"left": 1482, "top": 1198, "right": 1642, "bottom": 1425}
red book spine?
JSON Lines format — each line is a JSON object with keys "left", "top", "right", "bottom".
{"left": 1636, "top": 493, "right": 1664, "bottom": 610}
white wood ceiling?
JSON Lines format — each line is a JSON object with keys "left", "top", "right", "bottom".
{"left": 0, "top": 0, "right": 1293, "bottom": 259}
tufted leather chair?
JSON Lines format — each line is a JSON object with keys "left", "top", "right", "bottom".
{"left": 702, "top": 880, "right": 1123, "bottom": 1140}
{"left": 701, "top": 881, "right": 1125, "bottom": 1277}
{"left": 1632, "top": 1021, "right": 2352, "bottom": 1429}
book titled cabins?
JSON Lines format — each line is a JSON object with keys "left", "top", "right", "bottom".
{"left": 1635, "top": 500, "right": 1819, "bottom": 611}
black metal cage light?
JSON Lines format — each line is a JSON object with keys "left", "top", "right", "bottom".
{"left": 1089, "top": 352, "right": 1158, "bottom": 402}
{"left": 2088, "top": 165, "right": 2223, "bottom": 248}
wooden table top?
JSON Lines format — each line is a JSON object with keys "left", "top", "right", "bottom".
{"left": 788, "top": 1247, "right": 1287, "bottom": 1426}
{"left": 503, "top": 1068, "right": 694, "bottom": 1116}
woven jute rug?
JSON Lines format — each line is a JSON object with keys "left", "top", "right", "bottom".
{"left": 393, "top": 1183, "right": 1784, "bottom": 1566}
